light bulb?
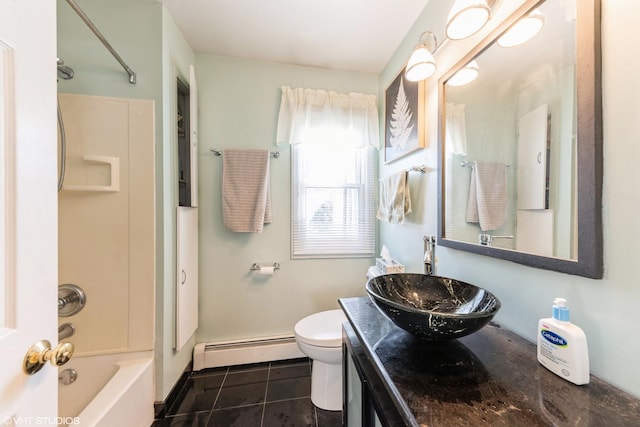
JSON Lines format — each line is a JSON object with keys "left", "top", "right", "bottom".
{"left": 405, "top": 46, "right": 436, "bottom": 81}
{"left": 447, "top": 60, "right": 479, "bottom": 86}
{"left": 497, "top": 8, "right": 545, "bottom": 48}
{"left": 446, "top": 0, "right": 491, "bottom": 40}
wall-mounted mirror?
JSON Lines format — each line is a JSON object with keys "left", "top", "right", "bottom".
{"left": 437, "top": 0, "right": 602, "bottom": 278}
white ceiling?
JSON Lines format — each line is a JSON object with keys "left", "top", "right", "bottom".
{"left": 162, "top": 0, "right": 429, "bottom": 74}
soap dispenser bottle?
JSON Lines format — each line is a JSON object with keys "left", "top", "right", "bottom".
{"left": 537, "top": 298, "right": 590, "bottom": 385}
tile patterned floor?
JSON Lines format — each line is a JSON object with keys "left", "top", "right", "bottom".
{"left": 152, "top": 358, "right": 342, "bottom": 427}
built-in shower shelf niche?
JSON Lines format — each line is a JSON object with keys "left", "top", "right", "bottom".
{"left": 61, "top": 154, "right": 120, "bottom": 192}
{"left": 58, "top": 93, "right": 155, "bottom": 356}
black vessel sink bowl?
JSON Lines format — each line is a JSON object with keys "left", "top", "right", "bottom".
{"left": 365, "top": 273, "right": 501, "bottom": 341}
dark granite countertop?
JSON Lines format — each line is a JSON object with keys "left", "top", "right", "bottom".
{"left": 339, "top": 297, "right": 640, "bottom": 426}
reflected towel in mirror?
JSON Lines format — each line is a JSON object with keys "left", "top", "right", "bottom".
{"left": 465, "top": 161, "right": 507, "bottom": 231}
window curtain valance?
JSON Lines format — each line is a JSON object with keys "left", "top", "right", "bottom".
{"left": 276, "top": 86, "right": 379, "bottom": 149}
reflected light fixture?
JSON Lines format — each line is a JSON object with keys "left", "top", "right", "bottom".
{"left": 447, "top": 60, "right": 479, "bottom": 86}
{"left": 405, "top": 31, "right": 438, "bottom": 82}
{"left": 497, "top": 8, "right": 544, "bottom": 47}
{"left": 446, "top": 0, "right": 491, "bottom": 40}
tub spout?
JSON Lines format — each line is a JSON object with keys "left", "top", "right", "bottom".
{"left": 58, "top": 322, "right": 76, "bottom": 340}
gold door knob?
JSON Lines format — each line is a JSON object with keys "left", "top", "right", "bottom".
{"left": 23, "top": 340, "right": 74, "bottom": 375}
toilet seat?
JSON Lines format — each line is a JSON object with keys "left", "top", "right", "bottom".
{"left": 294, "top": 309, "right": 346, "bottom": 348}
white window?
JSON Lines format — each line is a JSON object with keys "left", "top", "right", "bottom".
{"left": 277, "top": 86, "right": 379, "bottom": 258}
{"left": 292, "top": 141, "right": 375, "bottom": 258}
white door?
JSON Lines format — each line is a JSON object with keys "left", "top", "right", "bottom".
{"left": 0, "top": 0, "right": 59, "bottom": 422}
{"left": 176, "top": 207, "right": 198, "bottom": 351}
{"left": 517, "top": 104, "right": 549, "bottom": 209}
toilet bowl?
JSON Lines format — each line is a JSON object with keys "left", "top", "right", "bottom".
{"left": 294, "top": 309, "right": 347, "bottom": 411}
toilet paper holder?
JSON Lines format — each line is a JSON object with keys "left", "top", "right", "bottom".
{"left": 250, "top": 262, "right": 280, "bottom": 272}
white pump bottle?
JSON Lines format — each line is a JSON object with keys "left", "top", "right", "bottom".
{"left": 537, "top": 298, "right": 590, "bottom": 385}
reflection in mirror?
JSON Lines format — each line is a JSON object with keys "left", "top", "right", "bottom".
{"left": 438, "top": 0, "right": 602, "bottom": 278}
{"left": 445, "top": 0, "right": 576, "bottom": 258}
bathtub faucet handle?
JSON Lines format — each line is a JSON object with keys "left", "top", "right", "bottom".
{"left": 23, "top": 340, "right": 75, "bottom": 375}
{"left": 58, "top": 283, "right": 86, "bottom": 317}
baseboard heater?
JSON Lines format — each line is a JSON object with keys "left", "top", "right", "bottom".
{"left": 193, "top": 335, "right": 305, "bottom": 371}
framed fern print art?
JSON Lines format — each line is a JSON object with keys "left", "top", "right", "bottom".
{"left": 384, "top": 67, "right": 425, "bottom": 163}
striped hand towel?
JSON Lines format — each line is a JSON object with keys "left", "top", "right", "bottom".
{"left": 465, "top": 161, "right": 507, "bottom": 231}
{"left": 222, "top": 149, "right": 272, "bottom": 232}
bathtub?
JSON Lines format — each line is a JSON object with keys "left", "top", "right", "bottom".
{"left": 58, "top": 351, "right": 154, "bottom": 427}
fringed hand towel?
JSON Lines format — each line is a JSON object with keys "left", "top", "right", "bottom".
{"left": 376, "top": 171, "right": 412, "bottom": 224}
{"left": 465, "top": 161, "right": 507, "bottom": 231}
{"left": 222, "top": 149, "right": 272, "bottom": 232}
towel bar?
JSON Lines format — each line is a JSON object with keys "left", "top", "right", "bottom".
{"left": 407, "top": 165, "right": 428, "bottom": 174}
{"left": 379, "top": 165, "right": 428, "bottom": 181}
{"left": 461, "top": 161, "right": 515, "bottom": 168}
{"left": 210, "top": 148, "right": 280, "bottom": 159}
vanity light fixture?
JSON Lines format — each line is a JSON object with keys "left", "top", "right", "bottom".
{"left": 497, "top": 8, "right": 544, "bottom": 48}
{"left": 405, "top": 31, "right": 438, "bottom": 82}
{"left": 446, "top": 0, "right": 492, "bottom": 40}
{"left": 447, "top": 60, "right": 479, "bottom": 86}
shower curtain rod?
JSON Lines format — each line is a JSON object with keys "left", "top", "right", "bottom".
{"left": 64, "top": 0, "right": 137, "bottom": 84}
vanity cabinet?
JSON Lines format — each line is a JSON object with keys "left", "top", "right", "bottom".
{"left": 344, "top": 348, "right": 365, "bottom": 427}
{"left": 339, "top": 297, "right": 640, "bottom": 427}
{"left": 342, "top": 324, "right": 407, "bottom": 427}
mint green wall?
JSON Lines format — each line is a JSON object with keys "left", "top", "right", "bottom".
{"left": 378, "top": 0, "right": 640, "bottom": 399}
{"left": 57, "top": 0, "right": 162, "bottom": 102}
{"left": 195, "top": 55, "right": 378, "bottom": 342}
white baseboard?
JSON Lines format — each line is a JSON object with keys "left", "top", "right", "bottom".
{"left": 193, "top": 335, "right": 305, "bottom": 371}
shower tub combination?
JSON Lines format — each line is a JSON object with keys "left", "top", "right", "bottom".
{"left": 57, "top": 91, "right": 155, "bottom": 427}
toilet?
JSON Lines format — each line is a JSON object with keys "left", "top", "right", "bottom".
{"left": 294, "top": 309, "right": 347, "bottom": 411}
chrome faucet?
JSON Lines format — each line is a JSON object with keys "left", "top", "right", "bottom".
{"left": 479, "top": 234, "right": 514, "bottom": 246}
{"left": 58, "top": 284, "right": 86, "bottom": 317}
{"left": 423, "top": 236, "right": 436, "bottom": 275}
